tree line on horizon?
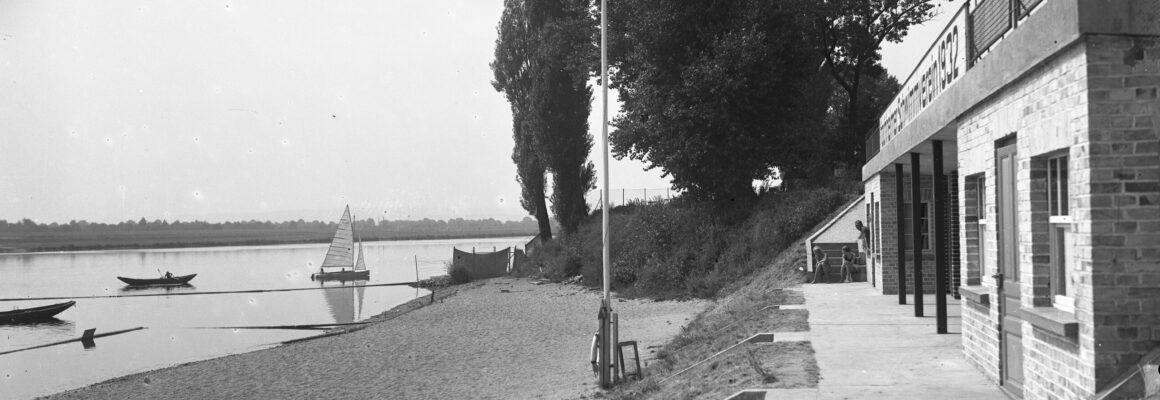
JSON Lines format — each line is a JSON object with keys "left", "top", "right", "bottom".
{"left": 0, "top": 217, "right": 540, "bottom": 234}
{"left": 491, "top": 0, "right": 935, "bottom": 241}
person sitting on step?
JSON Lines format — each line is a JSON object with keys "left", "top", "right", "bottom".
{"left": 810, "top": 246, "right": 829, "bottom": 284}
{"left": 840, "top": 246, "right": 856, "bottom": 283}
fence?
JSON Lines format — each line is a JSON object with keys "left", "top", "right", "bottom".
{"left": 451, "top": 247, "right": 512, "bottom": 280}
{"left": 972, "top": 0, "right": 1046, "bottom": 60}
{"left": 588, "top": 188, "right": 674, "bottom": 210}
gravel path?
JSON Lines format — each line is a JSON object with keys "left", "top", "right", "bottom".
{"left": 45, "top": 277, "right": 709, "bottom": 400}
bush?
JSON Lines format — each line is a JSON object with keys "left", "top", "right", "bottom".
{"left": 447, "top": 261, "right": 471, "bottom": 284}
{"left": 522, "top": 185, "right": 858, "bottom": 298}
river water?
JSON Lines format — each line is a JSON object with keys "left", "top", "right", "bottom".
{"left": 0, "top": 236, "right": 530, "bottom": 399}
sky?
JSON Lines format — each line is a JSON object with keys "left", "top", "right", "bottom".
{"left": 0, "top": 0, "right": 670, "bottom": 224}
{"left": 880, "top": 1, "right": 961, "bottom": 87}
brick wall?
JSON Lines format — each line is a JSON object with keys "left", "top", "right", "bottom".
{"left": 948, "top": 171, "right": 961, "bottom": 297}
{"left": 871, "top": 172, "right": 896, "bottom": 293}
{"left": 956, "top": 40, "right": 1094, "bottom": 398}
{"left": 959, "top": 170, "right": 1002, "bottom": 383}
{"left": 866, "top": 175, "right": 884, "bottom": 290}
{"left": 870, "top": 171, "right": 945, "bottom": 295}
{"left": 1084, "top": 34, "right": 1160, "bottom": 396}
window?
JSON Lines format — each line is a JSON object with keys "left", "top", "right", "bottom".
{"left": 903, "top": 202, "right": 930, "bottom": 250}
{"left": 866, "top": 202, "right": 873, "bottom": 253}
{"left": 873, "top": 200, "right": 880, "bottom": 258}
{"left": 1048, "top": 156, "right": 1069, "bottom": 216}
{"left": 1048, "top": 154, "right": 1074, "bottom": 312}
{"left": 976, "top": 175, "right": 987, "bottom": 278}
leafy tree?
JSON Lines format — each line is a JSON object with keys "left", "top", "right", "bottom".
{"left": 607, "top": 0, "right": 829, "bottom": 202}
{"left": 531, "top": 5, "right": 596, "bottom": 234}
{"left": 492, "top": 0, "right": 554, "bottom": 241}
{"left": 811, "top": 0, "right": 936, "bottom": 167}
{"left": 493, "top": 0, "right": 596, "bottom": 236}
{"left": 513, "top": 114, "right": 554, "bottom": 240}
{"left": 821, "top": 65, "right": 900, "bottom": 169}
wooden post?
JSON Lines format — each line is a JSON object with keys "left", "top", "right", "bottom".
{"left": 896, "top": 163, "right": 907, "bottom": 305}
{"left": 612, "top": 312, "right": 620, "bottom": 382}
{"left": 933, "top": 140, "right": 948, "bottom": 333}
{"left": 414, "top": 255, "right": 419, "bottom": 283}
{"left": 911, "top": 152, "right": 924, "bottom": 317}
{"left": 870, "top": 192, "right": 877, "bottom": 287}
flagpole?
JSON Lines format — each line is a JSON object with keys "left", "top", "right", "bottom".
{"left": 598, "top": 0, "right": 613, "bottom": 389}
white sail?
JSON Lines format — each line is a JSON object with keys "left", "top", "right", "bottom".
{"left": 354, "top": 242, "right": 367, "bottom": 271}
{"left": 320, "top": 205, "right": 355, "bottom": 271}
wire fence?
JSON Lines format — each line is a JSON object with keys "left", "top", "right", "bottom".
{"left": 587, "top": 187, "right": 675, "bottom": 210}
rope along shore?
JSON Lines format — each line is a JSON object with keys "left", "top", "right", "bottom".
{"left": 0, "top": 281, "right": 416, "bottom": 302}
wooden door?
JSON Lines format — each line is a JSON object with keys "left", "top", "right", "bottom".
{"left": 995, "top": 142, "right": 1023, "bottom": 397}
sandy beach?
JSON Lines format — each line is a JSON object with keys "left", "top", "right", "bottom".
{"left": 45, "top": 277, "right": 708, "bottom": 400}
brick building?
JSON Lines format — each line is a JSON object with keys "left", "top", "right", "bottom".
{"left": 860, "top": 0, "right": 1160, "bottom": 398}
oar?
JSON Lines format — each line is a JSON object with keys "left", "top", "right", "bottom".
{"left": 0, "top": 327, "right": 146, "bottom": 356}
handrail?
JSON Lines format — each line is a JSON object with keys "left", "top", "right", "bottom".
{"left": 1094, "top": 347, "right": 1160, "bottom": 399}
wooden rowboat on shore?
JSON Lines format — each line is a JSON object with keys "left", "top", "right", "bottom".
{"left": 0, "top": 301, "right": 76, "bottom": 323}
{"left": 117, "top": 273, "right": 197, "bottom": 286}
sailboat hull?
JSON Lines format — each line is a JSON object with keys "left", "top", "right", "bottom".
{"left": 311, "top": 270, "right": 370, "bottom": 281}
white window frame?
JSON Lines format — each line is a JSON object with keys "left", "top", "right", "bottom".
{"left": 976, "top": 175, "right": 987, "bottom": 279}
{"left": 1047, "top": 154, "right": 1074, "bottom": 313}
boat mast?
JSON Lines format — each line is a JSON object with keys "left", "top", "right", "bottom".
{"left": 351, "top": 209, "right": 358, "bottom": 271}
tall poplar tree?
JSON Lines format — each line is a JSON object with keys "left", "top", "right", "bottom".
{"left": 493, "top": 0, "right": 553, "bottom": 241}
{"left": 492, "top": 0, "right": 596, "bottom": 236}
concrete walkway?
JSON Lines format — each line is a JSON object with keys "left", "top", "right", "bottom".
{"left": 735, "top": 283, "right": 1006, "bottom": 400}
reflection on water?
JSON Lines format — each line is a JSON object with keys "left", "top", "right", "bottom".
{"left": 0, "top": 236, "right": 529, "bottom": 400}
{"left": 0, "top": 318, "right": 75, "bottom": 337}
{"left": 320, "top": 280, "right": 367, "bottom": 324}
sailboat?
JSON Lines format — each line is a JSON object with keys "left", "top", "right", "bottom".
{"left": 311, "top": 205, "right": 371, "bottom": 281}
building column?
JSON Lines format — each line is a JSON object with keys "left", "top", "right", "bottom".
{"left": 895, "top": 163, "right": 906, "bottom": 305}
{"left": 911, "top": 152, "right": 924, "bottom": 317}
{"left": 933, "top": 140, "right": 948, "bottom": 334}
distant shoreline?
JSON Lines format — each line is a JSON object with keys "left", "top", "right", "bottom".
{"left": 0, "top": 231, "right": 535, "bottom": 254}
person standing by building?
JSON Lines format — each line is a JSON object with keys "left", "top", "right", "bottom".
{"left": 855, "top": 220, "right": 872, "bottom": 260}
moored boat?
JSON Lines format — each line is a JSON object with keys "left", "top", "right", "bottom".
{"left": 117, "top": 273, "right": 197, "bottom": 286}
{"left": 311, "top": 205, "right": 372, "bottom": 282}
{"left": 0, "top": 301, "right": 76, "bottom": 323}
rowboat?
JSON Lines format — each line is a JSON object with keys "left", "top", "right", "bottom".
{"left": 311, "top": 205, "right": 372, "bottom": 282}
{"left": 0, "top": 301, "right": 76, "bottom": 323}
{"left": 117, "top": 273, "right": 197, "bottom": 286}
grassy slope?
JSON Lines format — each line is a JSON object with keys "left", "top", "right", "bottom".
{"left": 605, "top": 194, "right": 861, "bottom": 399}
